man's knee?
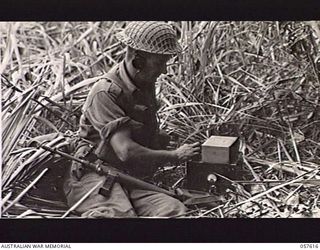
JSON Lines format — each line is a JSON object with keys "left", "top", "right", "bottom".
{"left": 81, "top": 206, "right": 137, "bottom": 218}
{"left": 130, "top": 190, "right": 187, "bottom": 217}
{"left": 163, "top": 196, "right": 187, "bottom": 217}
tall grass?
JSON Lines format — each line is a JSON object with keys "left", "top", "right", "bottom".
{"left": 2, "top": 21, "right": 320, "bottom": 218}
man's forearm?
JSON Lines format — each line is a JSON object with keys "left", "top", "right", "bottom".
{"left": 110, "top": 127, "right": 200, "bottom": 169}
{"left": 117, "top": 139, "right": 178, "bottom": 166}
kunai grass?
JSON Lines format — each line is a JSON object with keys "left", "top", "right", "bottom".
{"left": 1, "top": 21, "right": 320, "bottom": 218}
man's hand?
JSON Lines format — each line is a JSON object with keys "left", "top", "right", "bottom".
{"left": 174, "top": 142, "right": 201, "bottom": 162}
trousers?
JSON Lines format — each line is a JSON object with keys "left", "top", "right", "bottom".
{"left": 63, "top": 171, "right": 187, "bottom": 218}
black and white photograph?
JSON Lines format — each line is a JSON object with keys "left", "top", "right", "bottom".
{"left": 2, "top": 20, "right": 320, "bottom": 220}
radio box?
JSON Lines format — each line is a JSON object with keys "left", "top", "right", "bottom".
{"left": 201, "top": 136, "right": 239, "bottom": 164}
{"left": 186, "top": 161, "right": 243, "bottom": 193}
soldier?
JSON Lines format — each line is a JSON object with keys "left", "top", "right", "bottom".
{"left": 64, "top": 21, "right": 201, "bottom": 218}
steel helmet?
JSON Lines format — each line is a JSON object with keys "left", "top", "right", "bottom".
{"left": 116, "top": 21, "right": 182, "bottom": 55}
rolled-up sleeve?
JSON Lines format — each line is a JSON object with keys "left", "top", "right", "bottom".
{"left": 83, "top": 83, "right": 143, "bottom": 155}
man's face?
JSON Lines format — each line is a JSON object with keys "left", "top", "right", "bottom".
{"left": 137, "top": 53, "right": 171, "bottom": 88}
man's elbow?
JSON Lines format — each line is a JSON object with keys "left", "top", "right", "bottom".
{"left": 115, "top": 144, "right": 135, "bottom": 163}
{"left": 117, "top": 149, "right": 130, "bottom": 163}
{"left": 110, "top": 130, "right": 137, "bottom": 163}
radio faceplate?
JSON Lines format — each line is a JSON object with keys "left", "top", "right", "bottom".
{"left": 186, "top": 160, "right": 248, "bottom": 194}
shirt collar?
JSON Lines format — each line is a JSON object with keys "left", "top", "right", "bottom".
{"left": 118, "top": 61, "right": 138, "bottom": 95}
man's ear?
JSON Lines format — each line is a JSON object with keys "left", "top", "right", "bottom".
{"left": 132, "top": 53, "right": 145, "bottom": 71}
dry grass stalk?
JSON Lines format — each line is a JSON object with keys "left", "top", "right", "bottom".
{"left": 61, "top": 180, "right": 104, "bottom": 218}
{"left": 2, "top": 168, "right": 48, "bottom": 214}
{"left": 224, "top": 166, "right": 320, "bottom": 215}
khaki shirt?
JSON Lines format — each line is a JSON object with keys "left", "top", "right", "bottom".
{"left": 78, "top": 61, "right": 159, "bottom": 176}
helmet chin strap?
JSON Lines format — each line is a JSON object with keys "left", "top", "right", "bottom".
{"left": 124, "top": 58, "right": 139, "bottom": 79}
{"left": 124, "top": 59, "right": 150, "bottom": 90}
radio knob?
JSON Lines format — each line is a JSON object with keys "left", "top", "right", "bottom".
{"left": 207, "top": 174, "right": 217, "bottom": 183}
